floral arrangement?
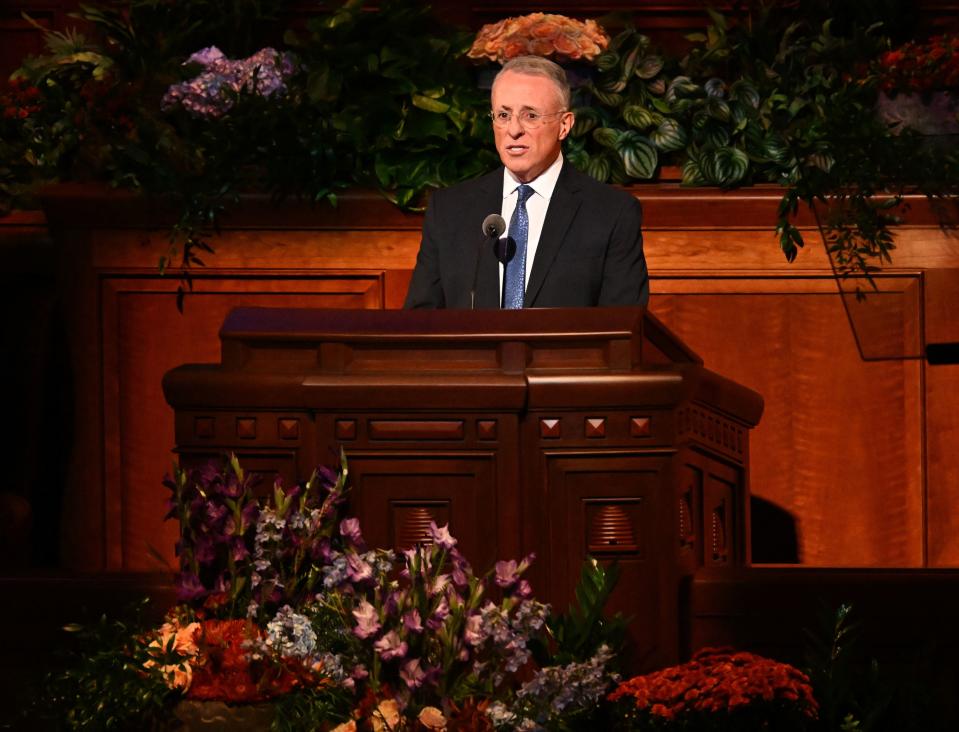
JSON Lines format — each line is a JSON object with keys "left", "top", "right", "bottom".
{"left": 5, "top": 0, "right": 958, "bottom": 284}
{"left": 876, "top": 34, "right": 959, "bottom": 94}
{"left": 467, "top": 13, "right": 609, "bottom": 64}
{"left": 47, "top": 452, "right": 623, "bottom": 730}
{"left": 608, "top": 647, "right": 818, "bottom": 730}
{"left": 1, "top": 77, "right": 43, "bottom": 121}
{"left": 161, "top": 46, "right": 295, "bottom": 119}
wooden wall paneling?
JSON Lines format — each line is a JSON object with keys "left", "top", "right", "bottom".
{"left": 0, "top": 3, "right": 55, "bottom": 80}
{"left": 923, "top": 267, "right": 959, "bottom": 566}
{"left": 0, "top": 211, "right": 63, "bottom": 568}
{"left": 100, "top": 273, "right": 385, "bottom": 570}
{"left": 649, "top": 275, "right": 925, "bottom": 567}
{"left": 926, "top": 361, "right": 959, "bottom": 566}
{"left": 54, "top": 223, "right": 105, "bottom": 570}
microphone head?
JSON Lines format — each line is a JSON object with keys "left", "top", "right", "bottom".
{"left": 481, "top": 214, "right": 506, "bottom": 239}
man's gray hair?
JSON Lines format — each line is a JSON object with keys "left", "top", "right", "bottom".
{"left": 493, "top": 56, "right": 571, "bottom": 110}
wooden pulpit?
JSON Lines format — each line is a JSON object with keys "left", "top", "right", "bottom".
{"left": 163, "top": 306, "right": 763, "bottom": 669}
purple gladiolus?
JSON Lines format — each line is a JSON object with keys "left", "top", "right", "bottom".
{"left": 205, "top": 501, "right": 228, "bottom": 525}
{"left": 400, "top": 657, "right": 427, "bottom": 689}
{"left": 346, "top": 553, "right": 373, "bottom": 583}
{"left": 495, "top": 553, "right": 535, "bottom": 588}
{"left": 495, "top": 559, "right": 520, "bottom": 588}
{"left": 194, "top": 536, "right": 216, "bottom": 564}
{"left": 403, "top": 609, "right": 424, "bottom": 633}
{"left": 340, "top": 517, "right": 364, "bottom": 548}
{"left": 352, "top": 599, "right": 381, "bottom": 639}
{"left": 514, "top": 578, "right": 533, "bottom": 598}
{"left": 426, "top": 597, "right": 450, "bottom": 631}
{"left": 175, "top": 571, "right": 206, "bottom": 602}
{"left": 450, "top": 548, "right": 471, "bottom": 588}
{"left": 241, "top": 501, "right": 259, "bottom": 528}
{"left": 430, "top": 573, "right": 451, "bottom": 597}
{"left": 428, "top": 521, "right": 457, "bottom": 550}
{"left": 464, "top": 613, "right": 485, "bottom": 646}
{"left": 373, "top": 630, "right": 408, "bottom": 661}
{"left": 231, "top": 538, "right": 249, "bottom": 562}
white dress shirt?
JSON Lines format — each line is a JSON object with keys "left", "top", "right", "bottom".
{"left": 499, "top": 153, "right": 564, "bottom": 303}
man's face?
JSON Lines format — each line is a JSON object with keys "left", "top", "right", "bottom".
{"left": 491, "top": 70, "right": 574, "bottom": 183}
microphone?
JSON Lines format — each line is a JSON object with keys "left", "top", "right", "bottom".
{"left": 471, "top": 214, "right": 508, "bottom": 309}
{"left": 482, "top": 214, "right": 506, "bottom": 239}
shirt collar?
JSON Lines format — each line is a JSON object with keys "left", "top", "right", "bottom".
{"left": 502, "top": 152, "right": 564, "bottom": 201}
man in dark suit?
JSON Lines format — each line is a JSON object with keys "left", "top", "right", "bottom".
{"left": 404, "top": 55, "right": 649, "bottom": 309}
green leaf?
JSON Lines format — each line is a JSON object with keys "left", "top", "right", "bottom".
{"left": 564, "top": 140, "right": 590, "bottom": 170}
{"left": 649, "top": 118, "right": 688, "bottom": 152}
{"left": 682, "top": 156, "right": 706, "bottom": 185}
{"left": 585, "top": 155, "right": 611, "bottom": 182}
{"left": 620, "top": 46, "right": 641, "bottom": 79}
{"left": 592, "top": 126, "right": 621, "bottom": 148}
{"left": 594, "top": 51, "right": 619, "bottom": 72}
{"left": 307, "top": 67, "right": 341, "bottom": 103}
{"left": 598, "top": 72, "right": 627, "bottom": 94}
{"left": 704, "top": 125, "right": 730, "bottom": 148}
{"left": 713, "top": 146, "right": 749, "bottom": 185}
{"left": 706, "top": 97, "right": 731, "bottom": 122}
{"left": 636, "top": 54, "right": 664, "bottom": 80}
{"left": 704, "top": 77, "right": 726, "bottom": 98}
{"left": 411, "top": 94, "right": 450, "bottom": 114}
{"left": 807, "top": 152, "right": 834, "bottom": 172}
{"left": 570, "top": 107, "right": 601, "bottom": 137}
{"left": 622, "top": 104, "right": 656, "bottom": 130}
{"left": 590, "top": 87, "right": 624, "bottom": 108}
{"left": 616, "top": 131, "right": 658, "bottom": 179}
{"left": 648, "top": 77, "right": 667, "bottom": 96}
{"left": 730, "top": 79, "right": 760, "bottom": 108}
{"left": 763, "top": 133, "right": 791, "bottom": 163}
{"left": 666, "top": 75, "right": 701, "bottom": 102}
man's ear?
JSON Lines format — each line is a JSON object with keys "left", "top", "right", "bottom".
{"left": 558, "top": 111, "right": 575, "bottom": 141}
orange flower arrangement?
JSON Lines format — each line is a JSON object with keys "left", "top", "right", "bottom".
{"left": 877, "top": 34, "right": 959, "bottom": 93}
{"left": 144, "top": 617, "right": 328, "bottom": 704}
{"left": 608, "top": 647, "right": 818, "bottom": 728}
{"left": 468, "top": 13, "right": 610, "bottom": 64}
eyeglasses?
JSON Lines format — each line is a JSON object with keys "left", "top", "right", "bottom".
{"left": 489, "top": 109, "right": 567, "bottom": 129}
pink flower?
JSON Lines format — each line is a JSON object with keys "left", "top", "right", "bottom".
{"left": 340, "top": 517, "right": 364, "bottom": 547}
{"left": 495, "top": 553, "right": 536, "bottom": 588}
{"left": 403, "top": 609, "right": 424, "bottom": 633}
{"left": 428, "top": 521, "right": 457, "bottom": 549}
{"left": 426, "top": 597, "right": 450, "bottom": 630}
{"left": 352, "top": 599, "right": 381, "bottom": 639}
{"left": 400, "top": 657, "right": 427, "bottom": 689}
{"left": 347, "top": 553, "right": 373, "bottom": 583}
{"left": 464, "top": 613, "right": 485, "bottom": 646}
{"left": 373, "top": 630, "right": 408, "bottom": 661}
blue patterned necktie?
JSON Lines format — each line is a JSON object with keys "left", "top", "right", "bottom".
{"left": 503, "top": 184, "right": 533, "bottom": 309}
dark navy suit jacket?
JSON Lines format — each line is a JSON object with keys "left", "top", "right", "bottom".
{"left": 403, "top": 161, "right": 649, "bottom": 309}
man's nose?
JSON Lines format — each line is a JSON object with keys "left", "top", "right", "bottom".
{"left": 507, "top": 115, "right": 525, "bottom": 136}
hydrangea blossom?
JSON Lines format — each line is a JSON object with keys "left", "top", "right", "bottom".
{"left": 265, "top": 605, "right": 317, "bottom": 658}
{"left": 161, "top": 45, "right": 295, "bottom": 119}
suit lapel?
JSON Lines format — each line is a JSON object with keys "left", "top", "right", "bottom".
{"left": 524, "top": 161, "right": 583, "bottom": 307}
{"left": 474, "top": 169, "right": 506, "bottom": 309}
